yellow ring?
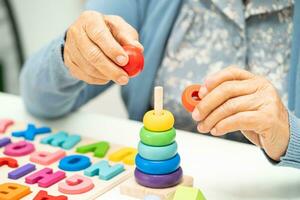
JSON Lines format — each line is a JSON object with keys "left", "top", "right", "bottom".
{"left": 143, "top": 110, "right": 175, "bottom": 132}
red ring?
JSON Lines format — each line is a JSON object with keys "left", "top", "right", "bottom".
{"left": 181, "top": 84, "right": 201, "bottom": 112}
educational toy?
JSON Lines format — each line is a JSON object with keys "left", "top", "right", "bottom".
{"left": 173, "top": 186, "right": 206, "bottom": 200}
{"left": 182, "top": 84, "right": 202, "bottom": 112}
{"left": 137, "top": 141, "right": 177, "bottom": 160}
{"left": 122, "top": 45, "right": 144, "bottom": 77}
{"left": 120, "top": 87, "right": 193, "bottom": 199}
{"left": 0, "top": 120, "right": 136, "bottom": 200}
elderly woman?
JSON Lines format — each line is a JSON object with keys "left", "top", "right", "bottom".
{"left": 20, "top": 0, "right": 300, "bottom": 168}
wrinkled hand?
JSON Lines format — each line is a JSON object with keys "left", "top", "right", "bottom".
{"left": 64, "top": 11, "right": 143, "bottom": 85}
{"left": 192, "top": 67, "right": 290, "bottom": 161}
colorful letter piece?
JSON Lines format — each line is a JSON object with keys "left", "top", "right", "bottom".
{"left": 84, "top": 160, "right": 124, "bottom": 180}
{"left": 33, "top": 190, "right": 67, "bottom": 200}
{"left": 0, "top": 119, "right": 14, "bottom": 133}
{"left": 0, "top": 137, "right": 11, "bottom": 148}
{"left": 41, "top": 131, "right": 81, "bottom": 150}
{"left": 135, "top": 154, "right": 180, "bottom": 175}
{"left": 8, "top": 163, "right": 36, "bottom": 179}
{"left": 0, "top": 183, "right": 31, "bottom": 200}
{"left": 12, "top": 124, "right": 51, "bottom": 141}
{"left": 59, "top": 155, "right": 91, "bottom": 171}
{"left": 108, "top": 147, "right": 137, "bottom": 165}
{"left": 76, "top": 141, "right": 110, "bottom": 158}
{"left": 0, "top": 157, "right": 18, "bottom": 168}
{"left": 173, "top": 186, "right": 206, "bottom": 200}
{"left": 4, "top": 141, "right": 35, "bottom": 156}
{"left": 25, "top": 168, "right": 66, "bottom": 188}
{"left": 30, "top": 149, "right": 66, "bottom": 165}
{"left": 58, "top": 174, "right": 94, "bottom": 194}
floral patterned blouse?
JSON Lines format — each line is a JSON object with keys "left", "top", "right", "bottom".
{"left": 154, "top": 0, "right": 294, "bottom": 142}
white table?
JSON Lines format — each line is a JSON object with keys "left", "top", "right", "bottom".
{"left": 0, "top": 92, "right": 300, "bottom": 200}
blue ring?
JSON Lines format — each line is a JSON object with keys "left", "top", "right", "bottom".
{"left": 135, "top": 153, "right": 180, "bottom": 175}
{"left": 138, "top": 141, "right": 177, "bottom": 160}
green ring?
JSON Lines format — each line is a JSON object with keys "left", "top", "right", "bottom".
{"left": 140, "top": 127, "right": 176, "bottom": 146}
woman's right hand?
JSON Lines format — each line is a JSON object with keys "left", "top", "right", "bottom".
{"left": 64, "top": 11, "right": 143, "bottom": 85}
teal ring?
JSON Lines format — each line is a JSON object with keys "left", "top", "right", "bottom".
{"left": 138, "top": 141, "right": 178, "bottom": 161}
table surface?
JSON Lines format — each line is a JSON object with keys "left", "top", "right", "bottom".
{"left": 0, "top": 92, "right": 300, "bottom": 200}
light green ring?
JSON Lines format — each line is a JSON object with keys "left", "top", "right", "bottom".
{"left": 139, "top": 127, "right": 176, "bottom": 146}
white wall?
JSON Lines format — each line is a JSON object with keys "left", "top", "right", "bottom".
{"left": 12, "top": 0, "right": 128, "bottom": 118}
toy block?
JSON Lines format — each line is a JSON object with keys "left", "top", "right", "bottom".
{"left": 108, "top": 147, "right": 137, "bottom": 165}
{"left": 58, "top": 155, "right": 91, "bottom": 171}
{"left": 58, "top": 174, "right": 94, "bottom": 194}
{"left": 41, "top": 131, "right": 81, "bottom": 150}
{"left": 84, "top": 160, "right": 124, "bottom": 180}
{"left": 173, "top": 186, "right": 206, "bottom": 200}
{"left": 12, "top": 124, "right": 51, "bottom": 140}
{"left": 33, "top": 190, "right": 67, "bottom": 200}
{"left": 120, "top": 175, "right": 193, "bottom": 200}
{"left": 25, "top": 168, "right": 66, "bottom": 188}
{"left": 0, "top": 137, "right": 11, "bottom": 147}
{"left": 30, "top": 149, "right": 66, "bottom": 165}
{"left": 0, "top": 157, "right": 18, "bottom": 168}
{"left": 0, "top": 119, "right": 14, "bottom": 133}
{"left": 8, "top": 163, "right": 36, "bottom": 179}
{"left": 4, "top": 140, "right": 35, "bottom": 156}
{"left": 0, "top": 183, "right": 31, "bottom": 200}
{"left": 76, "top": 141, "right": 110, "bottom": 158}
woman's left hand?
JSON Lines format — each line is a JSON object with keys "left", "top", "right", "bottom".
{"left": 192, "top": 66, "right": 290, "bottom": 161}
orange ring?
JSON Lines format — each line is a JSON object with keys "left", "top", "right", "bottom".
{"left": 181, "top": 84, "right": 201, "bottom": 112}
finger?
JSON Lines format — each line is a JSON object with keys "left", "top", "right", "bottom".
{"left": 196, "top": 79, "right": 258, "bottom": 121}
{"left": 105, "top": 15, "right": 144, "bottom": 51}
{"left": 74, "top": 28, "right": 129, "bottom": 85}
{"left": 68, "top": 40, "right": 108, "bottom": 79}
{"left": 199, "top": 66, "right": 255, "bottom": 98}
{"left": 83, "top": 11, "right": 129, "bottom": 66}
{"left": 65, "top": 53, "right": 110, "bottom": 85}
{"left": 210, "top": 111, "right": 260, "bottom": 136}
{"left": 198, "top": 94, "right": 260, "bottom": 133}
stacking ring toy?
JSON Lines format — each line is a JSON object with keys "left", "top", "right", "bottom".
{"left": 140, "top": 127, "right": 176, "bottom": 146}
{"left": 143, "top": 110, "right": 175, "bottom": 132}
{"left": 181, "top": 84, "right": 202, "bottom": 112}
{"left": 134, "top": 167, "right": 183, "bottom": 188}
{"left": 138, "top": 141, "right": 177, "bottom": 161}
{"left": 135, "top": 154, "right": 180, "bottom": 175}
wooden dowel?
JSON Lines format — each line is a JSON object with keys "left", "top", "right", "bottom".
{"left": 154, "top": 86, "right": 163, "bottom": 115}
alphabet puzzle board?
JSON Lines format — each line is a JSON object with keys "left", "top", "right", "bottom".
{"left": 0, "top": 119, "right": 136, "bottom": 200}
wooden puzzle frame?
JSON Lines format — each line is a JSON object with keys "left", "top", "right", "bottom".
{"left": 0, "top": 121, "right": 135, "bottom": 200}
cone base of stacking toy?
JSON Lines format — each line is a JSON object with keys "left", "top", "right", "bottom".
{"left": 120, "top": 175, "right": 193, "bottom": 200}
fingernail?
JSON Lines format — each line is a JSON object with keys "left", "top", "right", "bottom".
{"left": 192, "top": 108, "right": 201, "bottom": 121}
{"left": 117, "top": 76, "right": 129, "bottom": 85}
{"left": 211, "top": 128, "right": 217, "bottom": 135}
{"left": 199, "top": 86, "right": 207, "bottom": 98}
{"left": 116, "top": 55, "right": 127, "bottom": 66}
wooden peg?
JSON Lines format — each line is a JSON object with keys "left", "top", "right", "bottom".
{"left": 154, "top": 86, "right": 163, "bottom": 115}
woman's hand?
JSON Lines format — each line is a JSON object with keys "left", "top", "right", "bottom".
{"left": 192, "top": 67, "right": 290, "bottom": 161}
{"left": 64, "top": 11, "right": 143, "bottom": 85}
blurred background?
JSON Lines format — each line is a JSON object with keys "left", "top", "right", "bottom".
{"left": 0, "top": 0, "right": 128, "bottom": 118}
